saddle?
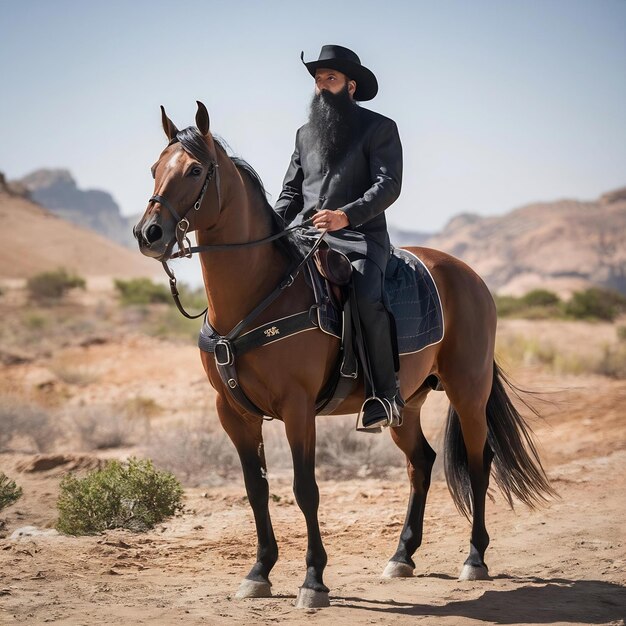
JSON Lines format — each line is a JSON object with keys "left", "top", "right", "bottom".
{"left": 313, "top": 242, "right": 352, "bottom": 288}
{"left": 198, "top": 245, "right": 445, "bottom": 419}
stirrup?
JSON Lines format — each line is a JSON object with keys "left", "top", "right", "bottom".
{"left": 356, "top": 396, "right": 402, "bottom": 433}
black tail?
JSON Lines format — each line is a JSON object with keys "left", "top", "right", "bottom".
{"left": 444, "top": 362, "right": 557, "bottom": 518}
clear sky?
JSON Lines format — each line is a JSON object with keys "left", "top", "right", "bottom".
{"left": 1, "top": 0, "right": 625, "bottom": 233}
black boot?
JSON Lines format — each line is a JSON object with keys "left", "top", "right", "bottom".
{"left": 357, "top": 395, "right": 403, "bottom": 433}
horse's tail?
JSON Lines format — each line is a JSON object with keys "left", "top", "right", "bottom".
{"left": 444, "top": 361, "right": 557, "bottom": 518}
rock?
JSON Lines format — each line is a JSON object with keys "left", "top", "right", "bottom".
{"left": 10, "top": 526, "right": 59, "bottom": 539}
{"left": 16, "top": 454, "right": 103, "bottom": 473}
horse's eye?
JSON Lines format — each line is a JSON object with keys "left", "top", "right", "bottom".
{"left": 191, "top": 166, "right": 202, "bottom": 176}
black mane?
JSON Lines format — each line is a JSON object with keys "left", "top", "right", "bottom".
{"left": 175, "top": 126, "right": 301, "bottom": 258}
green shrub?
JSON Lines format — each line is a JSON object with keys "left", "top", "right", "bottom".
{"left": 521, "top": 289, "right": 560, "bottom": 307}
{"left": 114, "top": 278, "right": 170, "bottom": 305}
{"left": 0, "top": 473, "right": 23, "bottom": 511}
{"left": 616, "top": 326, "right": 626, "bottom": 342}
{"left": 493, "top": 294, "right": 525, "bottom": 317}
{"left": 27, "top": 268, "right": 86, "bottom": 300}
{"left": 565, "top": 288, "right": 626, "bottom": 322}
{"left": 56, "top": 457, "right": 184, "bottom": 535}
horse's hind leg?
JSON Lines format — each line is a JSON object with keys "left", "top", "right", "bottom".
{"left": 383, "top": 390, "right": 436, "bottom": 578}
{"left": 216, "top": 396, "right": 278, "bottom": 598}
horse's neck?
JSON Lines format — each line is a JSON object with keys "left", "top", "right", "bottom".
{"left": 198, "top": 162, "right": 288, "bottom": 335}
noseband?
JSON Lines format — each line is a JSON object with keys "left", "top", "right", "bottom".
{"left": 148, "top": 157, "right": 220, "bottom": 258}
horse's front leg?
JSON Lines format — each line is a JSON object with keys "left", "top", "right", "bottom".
{"left": 216, "top": 395, "right": 278, "bottom": 598}
{"left": 283, "top": 399, "right": 330, "bottom": 608}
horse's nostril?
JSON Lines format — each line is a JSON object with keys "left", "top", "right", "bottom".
{"left": 146, "top": 224, "right": 163, "bottom": 244}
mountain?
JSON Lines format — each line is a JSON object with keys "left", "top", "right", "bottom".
{"left": 14, "top": 169, "right": 136, "bottom": 248}
{"left": 388, "top": 225, "right": 432, "bottom": 247}
{"left": 0, "top": 173, "right": 159, "bottom": 281}
{"left": 424, "top": 188, "right": 626, "bottom": 296}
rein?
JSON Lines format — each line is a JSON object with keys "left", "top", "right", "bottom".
{"left": 147, "top": 139, "right": 317, "bottom": 319}
{"left": 160, "top": 216, "right": 319, "bottom": 320}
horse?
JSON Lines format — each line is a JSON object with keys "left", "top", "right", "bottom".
{"left": 133, "top": 101, "right": 554, "bottom": 609}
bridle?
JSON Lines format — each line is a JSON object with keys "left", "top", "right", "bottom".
{"left": 148, "top": 157, "right": 220, "bottom": 260}
{"left": 144, "top": 145, "right": 322, "bottom": 320}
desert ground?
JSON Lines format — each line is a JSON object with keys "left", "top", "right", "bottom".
{"left": 0, "top": 285, "right": 625, "bottom": 625}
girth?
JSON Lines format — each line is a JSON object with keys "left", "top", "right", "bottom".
{"left": 198, "top": 307, "right": 320, "bottom": 418}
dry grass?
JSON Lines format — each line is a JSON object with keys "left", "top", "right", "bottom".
{"left": 145, "top": 419, "right": 239, "bottom": 486}
{"left": 496, "top": 321, "right": 626, "bottom": 379}
{"left": 0, "top": 397, "right": 60, "bottom": 452}
{"left": 69, "top": 405, "right": 137, "bottom": 451}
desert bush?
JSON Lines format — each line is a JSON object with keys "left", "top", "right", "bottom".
{"left": 0, "top": 473, "right": 23, "bottom": 511}
{"left": 521, "top": 289, "right": 561, "bottom": 308}
{"left": 71, "top": 405, "right": 136, "bottom": 450}
{"left": 595, "top": 344, "right": 626, "bottom": 379}
{"left": 261, "top": 416, "right": 404, "bottom": 480}
{"left": 24, "top": 312, "right": 48, "bottom": 330}
{"left": 493, "top": 294, "right": 525, "bottom": 317}
{"left": 314, "top": 418, "right": 403, "bottom": 478}
{"left": 27, "top": 268, "right": 86, "bottom": 301}
{"left": 616, "top": 326, "right": 626, "bottom": 342}
{"left": 56, "top": 457, "right": 184, "bottom": 535}
{"left": 150, "top": 307, "right": 204, "bottom": 342}
{"left": 51, "top": 363, "right": 100, "bottom": 387}
{"left": 122, "top": 396, "right": 162, "bottom": 419}
{"left": 564, "top": 288, "right": 626, "bottom": 322}
{"left": 495, "top": 334, "right": 588, "bottom": 375}
{"left": 146, "top": 423, "right": 239, "bottom": 486}
{"left": 0, "top": 399, "right": 59, "bottom": 452}
{"left": 114, "top": 278, "right": 170, "bottom": 305}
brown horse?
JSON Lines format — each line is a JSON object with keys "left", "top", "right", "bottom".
{"left": 134, "top": 102, "right": 554, "bottom": 608}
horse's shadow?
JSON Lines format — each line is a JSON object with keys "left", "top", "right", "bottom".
{"left": 335, "top": 576, "right": 626, "bottom": 624}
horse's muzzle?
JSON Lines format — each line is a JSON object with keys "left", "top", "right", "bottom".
{"left": 133, "top": 220, "right": 167, "bottom": 258}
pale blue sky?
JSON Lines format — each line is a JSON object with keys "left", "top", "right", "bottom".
{"left": 1, "top": 0, "right": 625, "bottom": 232}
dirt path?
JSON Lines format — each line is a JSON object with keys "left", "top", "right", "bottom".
{"left": 1, "top": 375, "right": 625, "bottom": 625}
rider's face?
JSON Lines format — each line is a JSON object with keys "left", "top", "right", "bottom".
{"left": 314, "top": 68, "right": 356, "bottom": 98}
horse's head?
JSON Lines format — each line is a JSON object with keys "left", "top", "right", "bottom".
{"left": 134, "top": 101, "right": 221, "bottom": 259}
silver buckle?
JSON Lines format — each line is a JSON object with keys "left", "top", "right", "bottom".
{"left": 214, "top": 340, "right": 234, "bottom": 366}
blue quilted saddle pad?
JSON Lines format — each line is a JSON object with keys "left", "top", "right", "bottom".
{"left": 385, "top": 248, "right": 444, "bottom": 354}
{"left": 316, "top": 247, "right": 444, "bottom": 355}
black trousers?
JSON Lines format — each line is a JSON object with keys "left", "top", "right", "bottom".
{"left": 302, "top": 228, "right": 397, "bottom": 398}
{"left": 351, "top": 258, "right": 397, "bottom": 398}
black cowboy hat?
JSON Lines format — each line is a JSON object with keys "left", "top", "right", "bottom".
{"left": 301, "top": 45, "right": 378, "bottom": 102}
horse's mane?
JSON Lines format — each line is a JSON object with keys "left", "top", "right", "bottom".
{"left": 175, "top": 127, "right": 300, "bottom": 259}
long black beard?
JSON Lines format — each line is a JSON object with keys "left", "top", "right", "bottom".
{"left": 308, "top": 84, "right": 358, "bottom": 166}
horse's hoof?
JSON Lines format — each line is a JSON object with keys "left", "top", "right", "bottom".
{"left": 382, "top": 560, "right": 414, "bottom": 578}
{"left": 294, "top": 587, "right": 330, "bottom": 609}
{"left": 235, "top": 578, "right": 272, "bottom": 598}
{"left": 458, "top": 564, "right": 490, "bottom": 581}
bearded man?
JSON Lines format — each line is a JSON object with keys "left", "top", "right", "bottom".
{"left": 274, "top": 44, "right": 404, "bottom": 430}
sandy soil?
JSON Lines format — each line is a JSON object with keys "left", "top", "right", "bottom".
{"left": 1, "top": 321, "right": 625, "bottom": 625}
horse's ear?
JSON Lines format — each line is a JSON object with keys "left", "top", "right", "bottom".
{"left": 195, "top": 101, "right": 210, "bottom": 136}
{"left": 160, "top": 105, "right": 179, "bottom": 141}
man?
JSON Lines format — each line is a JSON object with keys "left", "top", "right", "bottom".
{"left": 274, "top": 44, "right": 403, "bottom": 430}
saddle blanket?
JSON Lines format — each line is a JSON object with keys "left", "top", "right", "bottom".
{"left": 317, "top": 247, "right": 445, "bottom": 355}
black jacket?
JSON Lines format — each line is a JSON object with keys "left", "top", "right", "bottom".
{"left": 274, "top": 106, "right": 403, "bottom": 250}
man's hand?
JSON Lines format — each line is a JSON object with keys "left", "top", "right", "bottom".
{"left": 312, "top": 209, "right": 349, "bottom": 232}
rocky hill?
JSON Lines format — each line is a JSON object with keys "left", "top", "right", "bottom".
{"left": 0, "top": 174, "right": 159, "bottom": 282}
{"left": 14, "top": 169, "right": 136, "bottom": 248}
{"left": 423, "top": 188, "right": 626, "bottom": 296}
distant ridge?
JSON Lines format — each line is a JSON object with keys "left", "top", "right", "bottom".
{"left": 14, "top": 169, "right": 136, "bottom": 248}
{"left": 424, "top": 187, "right": 626, "bottom": 296}
{"left": 4, "top": 167, "right": 625, "bottom": 296}
{"left": 0, "top": 173, "right": 159, "bottom": 282}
